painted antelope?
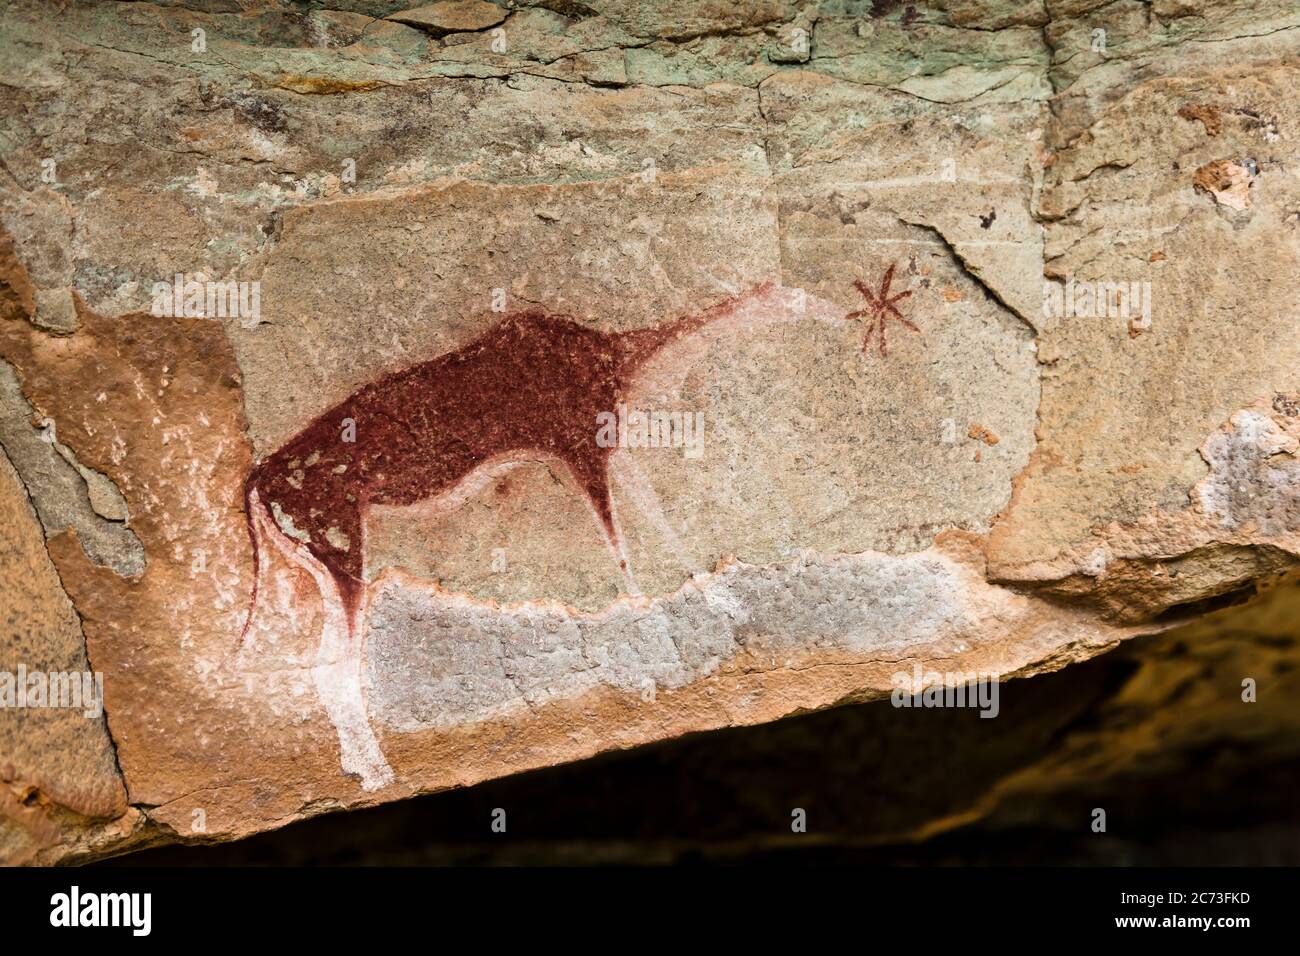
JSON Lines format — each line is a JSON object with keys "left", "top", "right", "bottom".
{"left": 239, "top": 283, "right": 840, "bottom": 789}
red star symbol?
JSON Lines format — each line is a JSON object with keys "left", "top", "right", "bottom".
{"left": 846, "top": 263, "right": 918, "bottom": 357}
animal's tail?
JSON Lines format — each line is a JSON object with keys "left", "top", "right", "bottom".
{"left": 239, "top": 475, "right": 263, "bottom": 651}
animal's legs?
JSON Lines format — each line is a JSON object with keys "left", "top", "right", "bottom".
{"left": 607, "top": 450, "right": 701, "bottom": 576}
{"left": 237, "top": 486, "right": 268, "bottom": 656}
{"left": 567, "top": 455, "right": 642, "bottom": 596}
{"left": 608, "top": 492, "right": 641, "bottom": 596}
{"left": 250, "top": 492, "right": 394, "bottom": 790}
{"left": 310, "top": 576, "right": 394, "bottom": 791}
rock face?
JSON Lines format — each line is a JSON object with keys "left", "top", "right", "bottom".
{"left": 121, "top": 579, "right": 1300, "bottom": 865}
{"left": 0, "top": 0, "right": 1296, "bottom": 862}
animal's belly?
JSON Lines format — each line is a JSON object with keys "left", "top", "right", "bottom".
{"left": 362, "top": 446, "right": 568, "bottom": 510}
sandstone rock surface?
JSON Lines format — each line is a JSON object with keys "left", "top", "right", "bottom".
{"left": 0, "top": 0, "right": 1296, "bottom": 862}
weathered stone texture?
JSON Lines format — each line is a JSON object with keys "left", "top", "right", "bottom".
{"left": 0, "top": 0, "right": 1296, "bottom": 861}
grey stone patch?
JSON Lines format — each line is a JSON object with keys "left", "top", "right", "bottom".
{"left": 51, "top": 442, "right": 130, "bottom": 522}
{"left": 1195, "top": 410, "right": 1300, "bottom": 536}
{"left": 726, "top": 551, "right": 965, "bottom": 655}
{"left": 366, "top": 550, "right": 967, "bottom": 732}
{"left": 0, "top": 442, "right": 126, "bottom": 824}
{"left": 32, "top": 288, "right": 77, "bottom": 334}
{"left": 0, "top": 360, "right": 145, "bottom": 577}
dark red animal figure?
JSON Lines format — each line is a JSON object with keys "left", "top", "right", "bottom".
{"left": 238, "top": 284, "right": 797, "bottom": 789}
{"left": 241, "top": 292, "right": 756, "bottom": 637}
